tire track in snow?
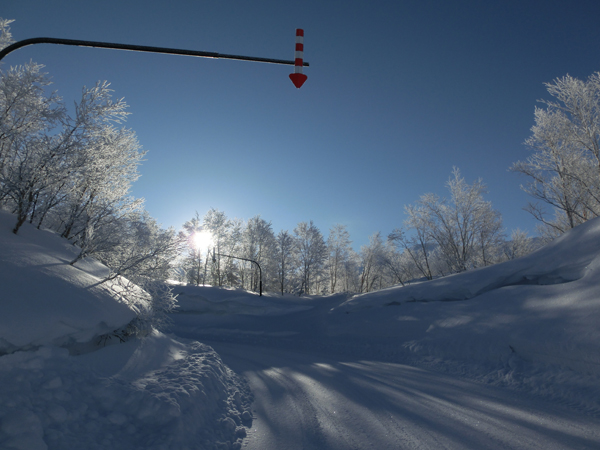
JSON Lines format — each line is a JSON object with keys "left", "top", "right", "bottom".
{"left": 219, "top": 347, "right": 328, "bottom": 449}
{"left": 206, "top": 342, "right": 600, "bottom": 450}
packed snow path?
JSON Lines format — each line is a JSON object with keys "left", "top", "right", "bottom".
{"left": 167, "top": 216, "right": 600, "bottom": 448}
{"left": 199, "top": 342, "right": 600, "bottom": 450}
{"left": 170, "top": 279, "right": 600, "bottom": 450}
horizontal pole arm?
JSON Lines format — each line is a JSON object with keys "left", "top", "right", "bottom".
{"left": 214, "top": 252, "right": 262, "bottom": 295}
{"left": 214, "top": 252, "right": 261, "bottom": 267}
{"left": 0, "top": 37, "right": 310, "bottom": 66}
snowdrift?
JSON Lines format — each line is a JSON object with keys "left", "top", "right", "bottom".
{"left": 333, "top": 215, "right": 600, "bottom": 378}
{"left": 0, "top": 210, "right": 139, "bottom": 353}
{"left": 0, "top": 332, "right": 252, "bottom": 450}
{"left": 342, "top": 214, "right": 600, "bottom": 306}
{"left": 0, "top": 210, "right": 252, "bottom": 450}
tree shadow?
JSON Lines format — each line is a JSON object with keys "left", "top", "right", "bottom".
{"left": 209, "top": 342, "right": 600, "bottom": 450}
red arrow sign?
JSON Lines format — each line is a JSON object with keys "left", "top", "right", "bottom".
{"left": 290, "top": 29, "right": 307, "bottom": 88}
{"left": 289, "top": 73, "right": 307, "bottom": 88}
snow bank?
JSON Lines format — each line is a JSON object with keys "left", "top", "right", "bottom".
{"left": 0, "top": 332, "right": 252, "bottom": 450}
{"left": 0, "top": 210, "right": 253, "bottom": 449}
{"left": 342, "top": 215, "right": 600, "bottom": 308}
{"left": 0, "top": 210, "right": 139, "bottom": 353}
{"left": 330, "top": 216, "right": 600, "bottom": 384}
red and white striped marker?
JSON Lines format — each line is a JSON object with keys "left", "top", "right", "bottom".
{"left": 289, "top": 29, "right": 308, "bottom": 89}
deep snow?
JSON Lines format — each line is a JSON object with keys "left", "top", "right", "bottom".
{"left": 0, "top": 211, "right": 138, "bottom": 353}
{"left": 2, "top": 207, "right": 600, "bottom": 449}
{"left": 0, "top": 211, "right": 252, "bottom": 450}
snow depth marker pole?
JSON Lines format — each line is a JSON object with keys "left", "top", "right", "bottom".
{"left": 289, "top": 29, "right": 308, "bottom": 89}
{"left": 0, "top": 35, "right": 309, "bottom": 88}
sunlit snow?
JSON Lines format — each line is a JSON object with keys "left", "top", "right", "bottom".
{"left": 1, "top": 208, "right": 600, "bottom": 449}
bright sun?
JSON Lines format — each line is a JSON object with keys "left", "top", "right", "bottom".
{"left": 192, "top": 230, "right": 213, "bottom": 251}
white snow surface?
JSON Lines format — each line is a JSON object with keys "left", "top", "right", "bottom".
{"left": 334, "top": 214, "right": 600, "bottom": 382}
{"left": 0, "top": 211, "right": 252, "bottom": 450}
{"left": 3, "top": 207, "right": 600, "bottom": 448}
{"left": 174, "top": 216, "right": 600, "bottom": 387}
{"left": 0, "top": 210, "right": 139, "bottom": 352}
{"left": 175, "top": 285, "right": 313, "bottom": 317}
{"left": 170, "top": 215, "right": 600, "bottom": 448}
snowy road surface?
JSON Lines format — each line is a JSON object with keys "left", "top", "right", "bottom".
{"left": 205, "top": 342, "right": 600, "bottom": 450}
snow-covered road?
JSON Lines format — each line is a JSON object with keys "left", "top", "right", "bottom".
{"left": 5, "top": 204, "right": 600, "bottom": 449}
{"left": 205, "top": 341, "right": 600, "bottom": 450}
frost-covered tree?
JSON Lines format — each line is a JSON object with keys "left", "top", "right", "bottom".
{"left": 356, "top": 233, "right": 405, "bottom": 292}
{"left": 275, "top": 229, "right": 297, "bottom": 295}
{"left": 202, "top": 208, "right": 229, "bottom": 286}
{"left": 389, "top": 223, "right": 435, "bottom": 281}
{"left": 503, "top": 228, "right": 539, "bottom": 261}
{"left": 359, "top": 232, "right": 387, "bottom": 293}
{"left": 74, "top": 211, "right": 183, "bottom": 333}
{"left": 241, "top": 215, "right": 276, "bottom": 292}
{"left": 398, "top": 168, "right": 505, "bottom": 274}
{"left": 0, "top": 71, "right": 139, "bottom": 236}
{"left": 179, "top": 212, "right": 205, "bottom": 285}
{"left": 0, "top": 63, "right": 65, "bottom": 231}
{"left": 512, "top": 72, "right": 600, "bottom": 236}
{"left": 0, "top": 18, "right": 14, "bottom": 51}
{"left": 294, "top": 220, "right": 327, "bottom": 295}
{"left": 378, "top": 238, "right": 410, "bottom": 287}
{"left": 92, "top": 212, "right": 181, "bottom": 283}
{"left": 202, "top": 208, "right": 245, "bottom": 287}
{"left": 342, "top": 249, "right": 361, "bottom": 293}
{"left": 45, "top": 83, "right": 142, "bottom": 260}
{"left": 0, "top": 19, "right": 178, "bottom": 332}
{"left": 0, "top": 28, "right": 141, "bottom": 236}
{"left": 52, "top": 86, "right": 143, "bottom": 238}
{"left": 223, "top": 217, "right": 244, "bottom": 286}
{"left": 326, "top": 224, "right": 353, "bottom": 293}
{"left": 0, "top": 62, "right": 62, "bottom": 172}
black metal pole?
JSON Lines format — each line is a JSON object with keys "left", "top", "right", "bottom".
{"left": 0, "top": 37, "right": 310, "bottom": 67}
{"left": 213, "top": 252, "right": 262, "bottom": 296}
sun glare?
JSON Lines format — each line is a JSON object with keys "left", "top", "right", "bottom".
{"left": 193, "top": 230, "right": 213, "bottom": 251}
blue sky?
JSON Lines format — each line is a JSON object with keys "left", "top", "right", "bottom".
{"left": 3, "top": 0, "right": 600, "bottom": 249}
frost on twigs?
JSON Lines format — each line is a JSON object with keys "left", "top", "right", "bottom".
{"left": 512, "top": 72, "right": 600, "bottom": 239}
{"left": 0, "top": 17, "right": 15, "bottom": 51}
